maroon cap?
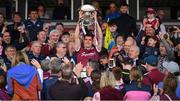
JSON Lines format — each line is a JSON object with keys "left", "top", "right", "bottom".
{"left": 146, "top": 8, "right": 156, "bottom": 14}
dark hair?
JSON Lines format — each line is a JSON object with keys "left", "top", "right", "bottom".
{"left": 115, "top": 34, "right": 126, "bottom": 43}
{"left": 84, "top": 33, "right": 94, "bottom": 39}
{"left": 62, "top": 32, "right": 70, "bottom": 36}
{"left": 28, "top": 7, "right": 37, "bottom": 14}
{"left": 55, "top": 22, "right": 64, "bottom": 27}
{"left": 91, "top": 70, "right": 101, "bottom": 92}
{"left": 0, "top": 12, "right": 4, "bottom": 18}
{"left": 120, "top": 3, "right": 129, "bottom": 7}
{"left": 112, "top": 67, "right": 122, "bottom": 81}
{"left": 88, "top": 59, "right": 100, "bottom": 71}
{"left": 37, "top": 3, "right": 46, "bottom": 12}
{"left": 12, "top": 12, "right": 22, "bottom": 18}
{"left": 163, "top": 73, "right": 177, "bottom": 96}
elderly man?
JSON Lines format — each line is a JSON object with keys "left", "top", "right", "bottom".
{"left": 27, "top": 41, "right": 45, "bottom": 62}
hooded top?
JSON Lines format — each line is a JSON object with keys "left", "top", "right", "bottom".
{"left": 7, "top": 63, "right": 38, "bottom": 95}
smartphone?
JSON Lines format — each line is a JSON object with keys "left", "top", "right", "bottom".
{"left": 0, "top": 59, "right": 4, "bottom": 67}
{"left": 109, "top": 58, "right": 115, "bottom": 68}
{"left": 80, "top": 71, "right": 87, "bottom": 78}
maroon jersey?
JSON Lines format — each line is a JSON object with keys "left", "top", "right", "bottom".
{"left": 77, "top": 47, "right": 100, "bottom": 67}
{"left": 146, "top": 18, "right": 158, "bottom": 29}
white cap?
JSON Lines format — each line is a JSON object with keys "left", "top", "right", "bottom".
{"left": 163, "top": 61, "right": 180, "bottom": 73}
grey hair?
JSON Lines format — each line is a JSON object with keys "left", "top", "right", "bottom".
{"left": 51, "top": 57, "right": 62, "bottom": 74}
{"left": 41, "top": 59, "right": 51, "bottom": 72}
{"left": 60, "top": 63, "right": 73, "bottom": 80}
{"left": 130, "top": 45, "right": 140, "bottom": 54}
{"left": 49, "top": 29, "right": 60, "bottom": 36}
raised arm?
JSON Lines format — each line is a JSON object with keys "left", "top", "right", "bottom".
{"left": 93, "top": 11, "right": 103, "bottom": 52}
{"left": 74, "top": 11, "right": 83, "bottom": 51}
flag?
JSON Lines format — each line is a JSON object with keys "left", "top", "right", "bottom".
{"left": 104, "top": 26, "right": 114, "bottom": 50}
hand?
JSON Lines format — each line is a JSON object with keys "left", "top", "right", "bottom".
{"left": 31, "top": 59, "right": 41, "bottom": 69}
{"left": 73, "top": 62, "right": 83, "bottom": 77}
{"left": 48, "top": 40, "right": 55, "bottom": 50}
{"left": 153, "top": 84, "right": 158, "bottom": 96}
{"left": 159, "top": 32, "right": 164, "bottom": 40}
{"left": 92, "top": 11, "right": 97, "bottom": 20}
{"left": 62, "top": 57, "right": 70, "bottom": 64}
{"left": 17, "top": 26, "right": 25, "bottom": 33}
{"left": 143, "top": 18, "right": 148, "bottom": 26}
{"left": 79, "top": 10, "right": 83, "bottom": 19}
{"left": 0, "top": 64, "right": 7, "bottom": 72}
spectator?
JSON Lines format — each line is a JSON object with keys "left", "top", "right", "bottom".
{"left": 157, "top": 9, "right": 167, "bottom": 34}
{"left": 43, "top": 22, "right": 52, "bottom": 35}
{"left": 157, "top": 33, "right": 175, "bottom": 72}
{"left": 105, "top": 2, "right": 120, "bottom": 21}
{"left": 61, "top": 32, "right": 70, "bottom": 44}
{"left": 128, "top": 45, "right": 140, "bottom": 66}
{"left": 0, "top": 13, "right": 6, "bottom": 34}
{"left": 69, "top": 29, "right": 75, "bottom": 42}
{"left": 49, "top": 62, "right": 87, "bottom": 100}
{"left": 90, "top": 70, "right": 101, "bottom": 95}
{"left": 75, "top": 11, "right": 103, "bottom": 67}
{"left": 4, "top": 46, "right": 16, "bottom": 70}
{"left": 36, "top": 30, "right": 51, "bottom": 56}
{"left": 7, "top": 12, "right": 22, "bottom": 41}
{"left": 67, "top": 41, "right": 76, "bottom": 64}
{"left": 112, "top": 3, "right": 138, "bottom": 36}
{"left": 99, "top": 54, "right": 109, "bottom": 71}
{"left": 7, "top": 51, "right": 42, "bottom": 100}
{"left": 47, "top": 29, "right": 61, "bottom": 55}
{"left": 49, "top": 41, "right": 71, "bottom": 63}
{"left": 121, "top": 57, "right": 133, "bottom": 84}
{"left": 1, "top": 31, "right": 12, "bottom": 57}
{"left": 143, "top": 55, "right": 164, "bottom": 87}
{"left": 27, "top": 41, "right": 45, "bottom": 62}
{"left": 85, "top": 60, "right": 100, "bottom": 80}
{"left": 0, "top": 69, "right": 11, "bottom": 100}
{"left": 13, "top": 24, "right": 29, "bottom": 51}
{"left": 43, "top": 58, "right": 62, "bottom": 100}
{"left": 109, "top": 34, "right": 126, "bottom": 60}
{"left": 143, "top": 8, "right": 159, "bottom": 30}
{"left": 55, "top": 22, "right": 64, "bottom": 37}
{"left": 124, "top": 67, "right": 151, "bottom": 100}
{"left": 93, "top": 71, "right": 123, "bottom": 100}
{"left": 40, "top": 59, "right": 51, "bottom": 80}
{"left": 37, "top": 3, "right": 49, "bottom": 20}
{"left": 92, "top": 1, "right": 102, "bottom": 20}
{"left": 24, "top": 8, "right": 43, "bottom": 41}
{"left": 112, "top": 67, "right": 124, "bottom": 91}
{"left": 151, "top": 73, "right": 179, "bottom": 100}
{"left": 52, "top": 0, "right": 71, "bottom": 20}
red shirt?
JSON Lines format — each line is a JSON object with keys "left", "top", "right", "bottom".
{"left": 77, "top": 47, "right": 100, "bottom": 67}
{"left": 143, "top": 68, "right": 165, "bottom": 86}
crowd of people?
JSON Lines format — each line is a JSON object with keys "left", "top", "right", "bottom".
{"left": 0, "top": 1, "right": 180, "bottom": 100}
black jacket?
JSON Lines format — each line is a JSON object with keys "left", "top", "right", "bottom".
{"left": 112, "top": 13, "right": 138, "bottom": 36}
{"left": 49, "top": 78, "right": 87, "bottom": 100}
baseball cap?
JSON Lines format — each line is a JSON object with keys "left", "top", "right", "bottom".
{"left": 146, "top": 8, "right": 156, "bottom": 14}
{"left": 162, "top": 61, "right": 180, "bottom": 73}
{"left": 144, "top": 55, "right": 158, "bottom": 66}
